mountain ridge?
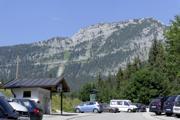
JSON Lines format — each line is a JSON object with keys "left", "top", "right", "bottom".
{"left": 0, "top": 18, "right": 167, "bottom": 90}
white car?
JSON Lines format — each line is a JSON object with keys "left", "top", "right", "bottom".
{"left": 173, "top": 95, "right": 180, "bottom": 117}
{"left": 110, "top": 99, "right": 137, "bottom": 112}
{"left": 9, "top": 101, "right": 30, "bottom": 120}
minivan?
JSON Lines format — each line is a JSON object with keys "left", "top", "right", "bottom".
{"left": 110, "top": 99, "right": 137, "bottom": 112}
{"left": 173, "top": 95, "right": 180, "bottom": 117}
{"left": 164, "top": 95, "right": 177, "bottom": 116}
{"left": 149, "top": 96, "right": 169, "bottom": 115}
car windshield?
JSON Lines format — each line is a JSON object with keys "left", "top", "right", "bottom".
{"left": 102, "top": 103, "right": 109, "bottom": 107}
{"left": 152, "top": 98, "right": 160, "bottom": 103}
{"left": 133, "top": 103, "right": 141, "bottom": 106}
{"left": 167, "top": 96, "right": 176, "bottom": 101}
{"left": 19, "top": 99, "right": 37, "bottom": 109}
{"left": 175, "top": 96, "right": 180, "bottom": 102}
{"left": 79, "top": 103, "right": 84, "bottom": 106}
{"left": 128, "top": 101, "right": 132, "bottom": 105}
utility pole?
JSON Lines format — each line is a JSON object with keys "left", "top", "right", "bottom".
{"left": 16, "top": 56, "right": 20, "bottom": 79}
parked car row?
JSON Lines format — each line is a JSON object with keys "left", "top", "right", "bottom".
{"left": 0, "top": 92, "right": 43, "bottom": 120}
{"left": 149, "top": 95, "right": 180, "bottom": 118}
{"left": 74, "top": 99, "right": 147, "bottom": 113}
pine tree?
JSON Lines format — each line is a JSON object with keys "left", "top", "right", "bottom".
{"left": 124, "top": 68, "right": 170, "bottom": 104}
{"left": 79, "top": 82, "right": 96, "bottom": 101}
{"left": 133, "top": 56, "right": 142, "bottom": 70}
{"left": 148, "top": 39, "right": 166, "bottom": 70}
{"left": 165, "top": 15, "right": 180, "bottom": 93}
{"left": 116, "top": 68, "right": 124, "bottom": 90}
{"left": 96, "top": 72, "right": 103, "bottom": 88}
{"left": 165, "top": 16, "right": 180, "bottom": 79}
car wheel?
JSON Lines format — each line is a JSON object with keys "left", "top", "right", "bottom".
{"left": 113, "top": 109, "right": 116, "bottom": 113}
{"left": 75, "top": 108, "right": 81, "bottom": 113}
{"left": 127, "top": 109, "right": 131, "bottom": 112}
{"left": 93, "top": 108, "right": 99, "bottom": 113}
{"left": 176, "top": 114, "right": 180, "bottom": 118}
{"left": 166, "top": 113, "right": 172, "bottom": 116}
{"left": 114, "top": 110, "right": 118, "bottom": 113}
{"left": 155, "top": 112, "right": 161, "bottom": 115}
{"left": 109, "top": 109, "right": 114, "bottom": 113}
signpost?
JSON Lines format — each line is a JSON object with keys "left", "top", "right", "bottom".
{"left": 90, "top": 89, "right": 98, "bottom": 102}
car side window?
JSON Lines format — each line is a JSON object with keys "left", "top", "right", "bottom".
{"left": 85, "top": 102, "right": 90, "bottom": 105}
{"left": 80, "top": 103, "right": 84, "bottom": 106}
{"left": 89, "top": 102, "right": 94, "bottom": 105}
{"left": 124, "top": 101, "right": 129, "bottom": 106}
{"left": 117, "top": 101, "right": 122, "bottom": 105}
{"left": 110, "top": 101, "right": 117, "bottom": 105}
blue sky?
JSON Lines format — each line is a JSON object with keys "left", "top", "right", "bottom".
{"left": 0, "top": 0, "right": 180, "bottom": 46}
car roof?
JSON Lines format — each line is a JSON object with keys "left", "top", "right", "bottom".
{"left": 13, "top": 98, "right": 34, "bottom": 102}
{"left": 110, "top": 99, "right": 131, "bottom": 102}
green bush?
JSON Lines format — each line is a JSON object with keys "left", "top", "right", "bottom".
{"left": 52, "top": 94, "right": 81, "bottom": 112}
{"left": 0, "top": 89, "right": 13, "bottom": 97}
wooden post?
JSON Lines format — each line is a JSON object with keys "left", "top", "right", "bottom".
{"left": 57, "top": 84, "right": 63, "bottom": 115}
{"left": 16, "top": 56, "right": 20, "bottom": 79}
{"left": 61, "top": 91, "right": 63, "bottom": 115}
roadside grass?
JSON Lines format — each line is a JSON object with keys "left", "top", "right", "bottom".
{"left": 52, "top": 94, "right": 81, "bottom": 112}
{"left": 0, "top": 89, "right": 13, "bottom": 97}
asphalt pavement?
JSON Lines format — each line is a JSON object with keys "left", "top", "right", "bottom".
{"left": 43, "top": 112, "right": 180, "bottom": 120}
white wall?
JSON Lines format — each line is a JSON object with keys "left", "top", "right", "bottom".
{"left": 37, "top": 88, "right": 51, "bottom": 114}
{"left": 12, "top": 88, "right": 39, "bottom": 101}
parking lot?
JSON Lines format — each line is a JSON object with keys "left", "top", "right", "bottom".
{"left": 43, "top": 112, "right": 180, "bottom": 120}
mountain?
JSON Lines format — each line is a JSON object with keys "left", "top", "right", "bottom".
{"left": 0, "top": 18, "right": 166, "bottom": 90}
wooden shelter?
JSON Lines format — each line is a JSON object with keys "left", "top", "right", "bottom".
{"left": 3, "top": 77, "right": 70, "bottom": 92}
{"left": 3, "top": 77, "right": 70, "bottom": 114}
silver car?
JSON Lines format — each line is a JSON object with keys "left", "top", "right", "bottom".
{"left": 75, "top": 101, "right": 102, "bottom": 113}
{"left": 173, "top": 95, "right": 180, "bottom": 117}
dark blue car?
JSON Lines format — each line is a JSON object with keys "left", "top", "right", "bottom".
{"left": 12, "top": 99, "right": 43, "bottom": 120}
{"left": 164, "top": 96, "right": 177, "bottom": 116}
{"left": 149, "top": 96, "right": 169, "bottom": 115}
{"left": 0, "top": 97, "right": 18, "bottom": 120}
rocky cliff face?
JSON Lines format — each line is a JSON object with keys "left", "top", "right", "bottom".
{"left": 0, "top": 18, "right": 166, "bottom": 90}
